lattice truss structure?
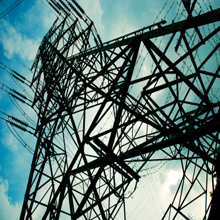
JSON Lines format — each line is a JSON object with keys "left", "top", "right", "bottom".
{"left": 2, "top": 0, "right": 218, "bottom": 219}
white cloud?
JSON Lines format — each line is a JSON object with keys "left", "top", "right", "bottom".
{"left": 167, "top": 170, "right": 182, "bottom": 185}
{"left": 24, "top": 0, "right": 56, "bottom": 31}
{"left": 0, "top": 20, "right": 41, "bottom": 61}
{"left": 0, "top": 176, "right": 22, "bottom": 220}
{"left": 0, "top": 127, "right": 20, "bottom": 152}
{"left": 0, "top": 0, "right": 56, "bottom": 62}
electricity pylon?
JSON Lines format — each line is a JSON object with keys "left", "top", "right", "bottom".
{"left": 13, "top": 0, "right": 220, "bottom": 219}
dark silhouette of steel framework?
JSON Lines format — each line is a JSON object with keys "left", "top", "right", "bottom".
{"left": 16, "top": 0, "right": 220, "bottom": 219}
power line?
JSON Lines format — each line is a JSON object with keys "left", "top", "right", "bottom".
{"left": 0, "top": 0, "right": 24, "bottom": 21}
{"left": 0, "top": 46, "right": 32, "bottom": 72}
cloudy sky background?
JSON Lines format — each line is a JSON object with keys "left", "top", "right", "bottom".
{"left": 0, "top": 0, "right": 220, "bottom": 219}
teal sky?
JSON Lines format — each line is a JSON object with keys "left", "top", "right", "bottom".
{"left": 0, "top": 0, "right": 220, "bottom": 219}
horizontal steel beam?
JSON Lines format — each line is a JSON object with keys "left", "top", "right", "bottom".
{"left": 68, "top": 138, "right": 140, "bottom": 181}
{"left": 69, "top": 8, "right": 220, "bottom": 60}
{"left": 120, "top": 114, "right": 220, "bottom": 164}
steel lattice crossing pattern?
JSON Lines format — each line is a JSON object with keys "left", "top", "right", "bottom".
{"left": 2, "top": 0, "right": 219, "bottom": 219}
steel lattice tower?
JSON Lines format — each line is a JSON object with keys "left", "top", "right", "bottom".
{"left": 3, "top": 0, "right": 218, "bottom": 219}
